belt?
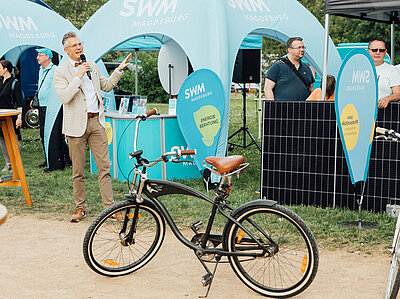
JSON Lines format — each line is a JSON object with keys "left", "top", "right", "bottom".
{"left": 87, "top": 112, "right": 99, "bottom": 118}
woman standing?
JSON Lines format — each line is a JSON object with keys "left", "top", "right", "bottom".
{"left": 0, "top": 60, "right": 23, "bottom": 172}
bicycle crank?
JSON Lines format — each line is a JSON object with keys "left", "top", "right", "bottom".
{"left": 191, "top": 234, "right": 216, "bottom": 262}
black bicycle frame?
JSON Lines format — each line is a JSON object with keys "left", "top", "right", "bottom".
{"left": 136, "top": 179, "right": 271, "bottom": 258}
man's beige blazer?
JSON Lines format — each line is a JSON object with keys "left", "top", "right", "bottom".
{"left": 53, "top": 60, "right": 123, "bottom": 137}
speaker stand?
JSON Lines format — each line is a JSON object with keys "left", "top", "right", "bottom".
{"left": 228, "top": 85, "right": 261, "bottom": 152}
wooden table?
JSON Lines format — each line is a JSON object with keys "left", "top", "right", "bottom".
{"left": 0, "top": 110, "right": 31, "bottom": 206}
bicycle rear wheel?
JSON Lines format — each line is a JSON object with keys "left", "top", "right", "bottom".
{"left": 83, "top": 199, "right": 165, "bottom": 276}
{"left": 223, "top": 201, "right": 318, "bottom": 298}
{"left": 386, "top": 215, "right": 400, "bottom": 299}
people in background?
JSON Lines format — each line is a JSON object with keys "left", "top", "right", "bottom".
{"left": 264, "top": 37, "right": 314, "bottom": 101}
{"left": 367, "top": 38, "right": 400, "bottom": 109}
{"left": 307, "top": 75, "right": 336, "bottom": 102}
{"left": 33, "top": 48, "right": 54, "bottom": 169}
{"left": 33, "top": 48, "right": 71, "bottom": 173}
{"left": 0, "top": 60, "right": 22, "bottom": 172}
{"left": 53, "top": 31, "right": 132, "bottom": 223}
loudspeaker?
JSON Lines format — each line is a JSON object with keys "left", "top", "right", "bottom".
{"left": 233, "top": 49, "right": 261, "bottom": 83}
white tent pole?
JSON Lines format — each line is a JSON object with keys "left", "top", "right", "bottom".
{"left": 323, "top": 13, "right": 337, "bottom": 206}
{"left": 391, "top": 22, "right": 395, "bottom": 65}
{"left": 321, "top": 13, "right": 330, "bottom": 101}
{"left": 135, "top": 49, "right": 138, "bottom": 95}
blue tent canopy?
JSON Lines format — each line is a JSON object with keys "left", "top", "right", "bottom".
{"left": 1, "top": 0, "right": 79, "bottom": 165}
{"left": 80, "top": 0, "right": 341, "bottom": 162}
{"left": 3, "top": 0, "right": 342, "bottom": 166}
{"left": 112, "top": 35, "right": 262, "bottom": 52}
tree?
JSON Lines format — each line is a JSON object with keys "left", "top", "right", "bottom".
{"left": 262, "top": 0, "right": 400, "bottom": 66}
{"left": 42, "top": 1, "right": 169, "bottom": 103}
{"left": 137, "top": 52, "right": 169, "bottom": 103}
{"left": 43, "top": 0, "right": 107, "bottom": 29}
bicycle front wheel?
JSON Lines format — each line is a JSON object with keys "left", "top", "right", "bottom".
{"left": 387, "top": 252, "right": 400, "bottom": 299}
{"left": 83, "top": 199, "right": 165, "bottom": 276}
{"left": 224, "top": 202, "right": 318, "bottom": 298}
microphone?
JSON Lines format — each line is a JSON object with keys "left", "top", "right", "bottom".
{"left": 80, "top": 54, "right": 92, "bottom": 80}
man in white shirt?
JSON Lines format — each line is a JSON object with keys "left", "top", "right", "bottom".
{"left": 54, "top": 31, "right": 132, "bottom": 222}
{"left": 367, "top": 38, "right": 400, "bottom": 108}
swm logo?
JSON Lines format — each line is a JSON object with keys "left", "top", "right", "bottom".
{"left": 185, "top": 83, "right": 206, "bottom": 99}
{"left": 352, "top": 70, "right": 370, "bottom": 84}
{"left": 120, "top": 0, "right": 178, "bottom": 18}
{"left": 0, "top": 15, "right": 38, "bottom": 31}
{"left": 227, "top": 0, "right": 271, "bottom": 13}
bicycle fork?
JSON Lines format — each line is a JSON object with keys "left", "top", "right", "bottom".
{"left": 120, "top": 205, "right": 140, "bottom": 246}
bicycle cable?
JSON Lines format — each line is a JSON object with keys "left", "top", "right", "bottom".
{"left": 115, "top": 117, "right": 136, "bottom": 185}
{"left": 116, "top": 117, "right": 162, "bottom": 190}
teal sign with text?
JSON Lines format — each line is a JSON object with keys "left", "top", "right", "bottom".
{"left": 335, "top": 49, "right": 378, "bottom": 184}
{"left": 177, "top": 69, "right": 225, "bottom": 171}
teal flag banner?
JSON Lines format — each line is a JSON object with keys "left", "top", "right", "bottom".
{"left": 177, "top": 69, "right": 225, "bottom": 171}
{"left": 335, "top": 49, "right": 378, "bottom": 184}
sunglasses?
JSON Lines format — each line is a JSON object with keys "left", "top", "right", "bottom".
{"left": 369, "top": 48, "right": 386, "bottom": 53}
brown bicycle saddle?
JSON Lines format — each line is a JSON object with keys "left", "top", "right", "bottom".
{"left": 204, "top": 155, "right": 244, "bottom": 174}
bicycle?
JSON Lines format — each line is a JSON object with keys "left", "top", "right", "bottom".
{"left": 83, "top": 108, "right": 319, "bottom": 298}
{"left": 376, "top": 127, "right": 400, "bottom": 299}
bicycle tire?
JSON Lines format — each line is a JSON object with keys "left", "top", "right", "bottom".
{"left": 223, "top": 201, "right": 318, "bottom": 298}
{"left": 388, "top": 255, "right": 400, "bottom": 299}
{"left": 83, "top": 199, "right": 165, "bottom": 276}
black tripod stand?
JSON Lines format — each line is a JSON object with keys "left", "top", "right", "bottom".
{"left": 228, "top": 84, "right": 261, "bottom": 152}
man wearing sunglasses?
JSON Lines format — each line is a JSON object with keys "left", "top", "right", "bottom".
{"left": 367, "top": 38, "right": 400, "bottom": 109}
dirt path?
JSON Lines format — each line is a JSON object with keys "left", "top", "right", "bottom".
{"left": 0, "top": 214, "right": 391, "bottom": 299}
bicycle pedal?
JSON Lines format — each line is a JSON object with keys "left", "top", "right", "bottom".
{"left": 201, "top": 273, "right": 212, "bottom": 287}
{"left": 191, "top": 220, "right": 204, "bottom": 234}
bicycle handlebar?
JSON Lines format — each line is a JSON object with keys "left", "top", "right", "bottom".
{"left": 376, "top": 127, "right": 400, "bottom": 139}
{"left": 135, "top": 149, "right": 196, "bottom": 168}
{"left": 376, "top": 127, "right": 389, "bottom": 135}
{"left": 130, "top": 107, "right": 196, "bottom": 167}
{"left": 181, "top": 149, "right": 197, "bottom": 156}
{"left": 146, "top": 108, "right": 158, "bottom": 118}
{"left": 133, "top": 108, "right": 158, "bottom": 152}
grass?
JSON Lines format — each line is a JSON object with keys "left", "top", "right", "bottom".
{"left": 0, "top": 95, "right": 396, "bottom": 253}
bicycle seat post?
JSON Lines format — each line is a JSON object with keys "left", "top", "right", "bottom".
{"left": 214, "top": 175, "right": 233, "bottom": 201}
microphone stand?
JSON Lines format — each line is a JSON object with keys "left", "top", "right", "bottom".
{"left": 168, "top": 63, "right": 173, "bottom": 99}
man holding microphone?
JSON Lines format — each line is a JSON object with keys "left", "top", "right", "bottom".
{"left": 54, "top": 31, "right": 132, "bottom": 222}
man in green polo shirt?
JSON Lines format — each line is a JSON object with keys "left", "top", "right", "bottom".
{"left": 264, "top": 37, "right": 314, "bottom": 101}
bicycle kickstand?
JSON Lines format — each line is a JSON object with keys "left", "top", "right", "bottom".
{"left": 196, "top": 253, "right": 221, "bottom": 298}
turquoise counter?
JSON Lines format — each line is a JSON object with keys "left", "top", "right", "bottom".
{"left": 90, "top": 112, "right": 200, "bottom": 182}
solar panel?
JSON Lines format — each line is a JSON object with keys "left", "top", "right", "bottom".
{"left": 261, "top": 101, "right": 400, "bottom": 212}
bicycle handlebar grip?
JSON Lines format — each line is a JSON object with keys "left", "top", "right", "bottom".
{"left": 376, "top": 127, "right": 387, "bottom": 135}
{"left": 181, "top": 149, "right": 197, "bottom": 156}
{"left": 146, "top": 108, "right": 158, "bottom": 118}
